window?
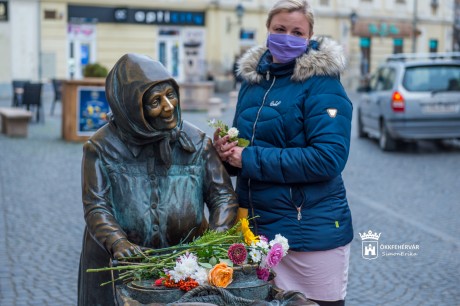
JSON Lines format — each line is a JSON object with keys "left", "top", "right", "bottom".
{"left": 429, "top": 39, "right": 438, "bottom": 53}
{"left": 372, "top": 68, "right": 396, "bottom": 91}
{"left": 360, "top": 37, "right": 371, "bottom": 76}
{"left": 403, "top": 65, "right": 460, "bottom": 92}
{"left": 393, "top": 38, "right": 403, "bottom": 54}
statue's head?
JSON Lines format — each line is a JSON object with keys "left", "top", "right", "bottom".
{"left": 142, "top": 81, "right": 178, "bottom": 131}
{"left": 105, "top": 53, "right": 182, "bottom": 141}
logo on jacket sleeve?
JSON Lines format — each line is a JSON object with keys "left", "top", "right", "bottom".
{"left": 327, "top": 108, "right": 338, "bottom": 118}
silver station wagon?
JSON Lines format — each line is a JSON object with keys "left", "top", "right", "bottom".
{"left": 357, "top": 53, "right": 460, "bottom": 151}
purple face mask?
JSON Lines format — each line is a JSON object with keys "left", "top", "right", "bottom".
{"left": 266, "top": 33, "right": 308, "bottom": 63}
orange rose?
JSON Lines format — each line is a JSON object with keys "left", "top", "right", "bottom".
{"left": 207, "top": 262, "right": 233, "bottom": 288}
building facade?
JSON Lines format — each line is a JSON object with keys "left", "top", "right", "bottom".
{"left": 0, "top": 0, "right": 455, "bottom": 97}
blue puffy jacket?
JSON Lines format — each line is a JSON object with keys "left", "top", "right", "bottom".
{"left": 232, "top": 38, "right": 353, "bottom": 251}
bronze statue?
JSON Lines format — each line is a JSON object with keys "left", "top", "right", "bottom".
{"left": 78, "top": 53, "right": 238, "bottom": 306}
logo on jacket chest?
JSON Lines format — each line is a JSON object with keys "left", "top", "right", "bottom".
{"left": 269, "top": 100, "right": 282, "bottom": 107}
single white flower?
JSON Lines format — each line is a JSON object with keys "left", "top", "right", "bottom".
{"left": 169, "top": 252, "right": 199, "bottom": 281}
{"left": 169, "top": 267, "right": 187, "bottom": 282}
{"left": 227, "top": 127, "right": 239, "bottom": 138}
{"left": 192, "top": 267, "right": 208, "bottom": 285}
{"left": 249, "top": 248, "right": 263, "bottom": 263}
{"left": 255, "top": 239, "right": 270, "bottom": 252}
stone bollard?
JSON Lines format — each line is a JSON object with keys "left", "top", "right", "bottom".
{"left": 208, "top": 97, "right": 223, "bottom": 118}
{"left": 228, "top": 90, "right": 238, "bottom": 108}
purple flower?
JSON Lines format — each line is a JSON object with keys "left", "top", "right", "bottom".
{"left": 256, "top": 267, "right": 270, "bottom": 281}
{"left": 259, "top": 235, "right": 268, "bottom": 243}
{"left": 228, "top": 243, "right": 248, "bottom": 265}
{"left": 265, "top": 243, "right": 284, "bottom": 268}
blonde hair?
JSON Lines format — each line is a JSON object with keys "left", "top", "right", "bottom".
{"left": 266, "top": 0, "right": 314, "bottom": 36}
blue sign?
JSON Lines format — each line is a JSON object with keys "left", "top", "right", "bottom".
{"left": 77, "top": 86, "right": 110, "bottom": 135}
{"left": 68, "top": 5, "right": 206, "bottom": 26}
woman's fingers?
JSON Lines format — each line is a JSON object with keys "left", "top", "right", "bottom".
{"left": 220, "top": 140, "right": 238, "bottom": 152}
{"left": 213, "top": 128, "right": 221, "bottom": 142}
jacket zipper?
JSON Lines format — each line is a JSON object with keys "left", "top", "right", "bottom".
{"left": 248, "top": 74, "right": 277, "bottom": 234}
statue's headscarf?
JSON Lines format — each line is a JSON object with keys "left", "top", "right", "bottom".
{"left": 105, "top": 53, "right": 195, "bottom": 167}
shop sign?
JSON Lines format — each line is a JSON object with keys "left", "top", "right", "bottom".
{"left": 353, "top": 20, "right": 417, "bottom": 38}
{"left": 0, "top": 1, "right": 8, "bottom": 22}
{"left": 77, "top": 86, "right": 110, "bottom": 136}
{"left": 131, "top": 9, "right": 205, "bottom": 26}
{"left": 69, "top": 5, "right": 205, "bottom": 26}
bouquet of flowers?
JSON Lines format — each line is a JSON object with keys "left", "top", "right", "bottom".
{"left": 87, "top": 218, "right": 289, "bottom": 292}
{"left": 208, "top": 119, "right": 250, "bottom": 147}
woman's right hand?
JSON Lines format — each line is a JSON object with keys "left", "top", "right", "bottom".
{"left": 213, "top": 128, "right": 238, "bottom": 162}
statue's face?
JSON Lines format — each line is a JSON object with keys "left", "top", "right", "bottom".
{"left": 143, "top": 82, "right": 178, "bottom": 130}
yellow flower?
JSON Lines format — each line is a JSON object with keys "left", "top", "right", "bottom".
{"left": 208, "top": 262, "right": 233, "bottom": 288}
{"left": 240, "top": 218, "right": 259, "bottom": 245}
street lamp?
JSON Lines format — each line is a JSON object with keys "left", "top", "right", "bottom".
{"left": 226, "top": 3, "right": 245, "bottom": 33}
{"left": 350, "top": 11, "right": 358, "bottom": 33}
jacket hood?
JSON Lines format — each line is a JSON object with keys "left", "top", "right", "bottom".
{"left": 238, "top": 37, "right": 346, "bottom": 84}
{"left": 105, "top": 53, "right": 195, "bottom": 166}
{"left": 105, "top": 53, "right": 182, "bottom": 144}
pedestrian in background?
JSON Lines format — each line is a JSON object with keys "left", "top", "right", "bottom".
{"left": 232, "top": 54, "right": 243, "bottom": 90}
{"left": 213, "top": 0, "right": 353, "bottom": 305}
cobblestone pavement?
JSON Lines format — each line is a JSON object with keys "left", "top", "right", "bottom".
{"left": 0, "top": 90, "right": 459, "bottom": 305}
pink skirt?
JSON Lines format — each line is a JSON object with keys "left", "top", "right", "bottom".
{"left": 271, "top": 243, "right": 351, "bottom": 301}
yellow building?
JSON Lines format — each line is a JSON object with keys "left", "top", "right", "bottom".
{"left": 0, "top": 0, "right": 454, "bottom": 95}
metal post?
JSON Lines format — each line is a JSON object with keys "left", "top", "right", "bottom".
{"left": 412, "top": 0, "right": 418, "bottom": 53}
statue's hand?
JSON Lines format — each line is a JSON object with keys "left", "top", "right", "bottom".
{"left": 111, "top": 238, "right": 142, "bottom": 259}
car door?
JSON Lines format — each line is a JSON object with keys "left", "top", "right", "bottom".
{"left": 361, "top": 67, "right": 394, "bottom": 136}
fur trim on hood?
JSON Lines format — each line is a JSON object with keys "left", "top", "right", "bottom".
{"left": 237, "top": 37, "right": 346, "bottom": 84}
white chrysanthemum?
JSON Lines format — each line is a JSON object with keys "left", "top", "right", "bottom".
{"left": 169, "top": 253, "right": 199, "bottom": 281}
{"left": 249, "top": 248, "right": 263, "bottom": 263}
{"left": 178, "top": 253, "right": 199, "bottom": 271}
{"left": 270, "top": 234, "right": 290, "bottom": 256}
{"left": 227, "top": 127, "right": 239, "bottom": 138}
{"left": 193, "top": 267, "right": 208, "bottom": 285}
{"left": 169, "top": 267, "right": 187, "bottom": 282}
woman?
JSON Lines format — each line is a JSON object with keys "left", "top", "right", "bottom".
{"left": 78, "top": 54, "right": 238, "bottom": 306}
{"left": 213, "top": 1, "right": 353, "bottom": 305}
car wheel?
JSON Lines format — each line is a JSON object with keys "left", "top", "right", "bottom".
{"left": 379, "top": 121, "right": 397, "bottom": 151}
{"left": 357, "top": 110, "right": 366, "bottom": 138}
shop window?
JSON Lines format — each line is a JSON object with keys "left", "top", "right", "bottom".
{"left": 360, "top": 37, "right": 371, "bottom": 77}
{"left": 429, "top": 39, "right": 438, "bottom": 53}
{"left": 393, "top": 38, "right": 403, "bottom": 54}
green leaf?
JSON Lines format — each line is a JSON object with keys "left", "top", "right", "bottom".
{"left": 238, "top": 138, "right": 250, "bottom": 147}
{"left": 199, "top": 262, "right": 214, "bottom": 269}
{"left": 219, "top": 258, "right": 233, "bottom": 267}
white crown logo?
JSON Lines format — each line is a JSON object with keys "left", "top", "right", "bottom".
{"left": 359, "top": 230, "right": 381, "bottom": 241}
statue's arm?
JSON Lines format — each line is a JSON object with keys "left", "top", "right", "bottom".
{"left": 202, "top": 137, "right": 239, "bottom": 232}
{"left": 81, "top": 141, "right": 128, "bottom": 255}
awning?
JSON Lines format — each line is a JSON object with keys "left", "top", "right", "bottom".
{"left": 352, "top": 20, "right": 420, "bottom": 38}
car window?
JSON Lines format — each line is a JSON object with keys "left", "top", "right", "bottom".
{"left": 402, "top": 65, "right": 460, "bottom": 92}
{"left": 370, "top": 67, "right": 395, "bottom": 91}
